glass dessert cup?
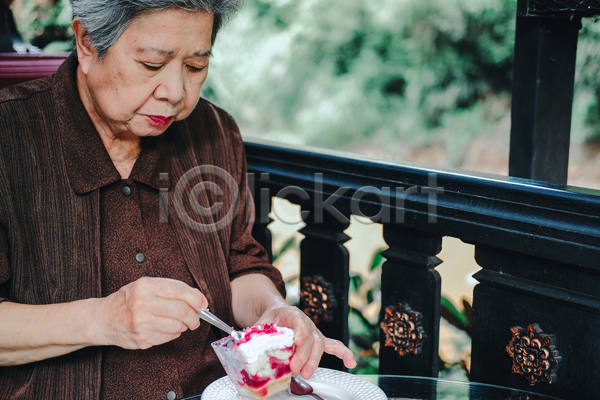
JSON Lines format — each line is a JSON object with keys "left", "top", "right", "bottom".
{"left": 212, "top": 324, "right": 295, "bottom": 399}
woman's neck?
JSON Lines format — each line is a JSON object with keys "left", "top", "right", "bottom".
{"left": 99, "top": 135, "right": 142, "bottom": 179}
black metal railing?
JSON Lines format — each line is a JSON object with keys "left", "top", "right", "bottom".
{"left": 520, "top": 0, "right": 600, "bottom": 16}
{"left": 245, "top": 138, "right": 600, "bottom": 400}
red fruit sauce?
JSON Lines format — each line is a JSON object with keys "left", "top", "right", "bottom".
{"left": 238, "top": 347, "right": 293, "bottom": 389}
{"left": 269, "top": 352, "right": 293, "bottom": 378}
{"left": 240, "top": 370, "right": 271, "bottom": 388}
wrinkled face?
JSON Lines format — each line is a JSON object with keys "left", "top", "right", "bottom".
{"left": 79, "top": 9, "right": 213, "bottom": 138}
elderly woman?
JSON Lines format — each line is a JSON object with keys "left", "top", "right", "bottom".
{"left": 0, "top": 0, "right": 356, "bottom": 398}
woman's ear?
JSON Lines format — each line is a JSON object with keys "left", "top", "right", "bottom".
{"left": 72, "top": 18, "right": 94, "bottom": 75}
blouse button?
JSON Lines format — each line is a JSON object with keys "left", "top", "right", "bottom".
{"left": 166, "top": 391, "right": 177, "bottom": 400}
{"left": 135, "top": 252, "right": 145, "bottom": 263}
{"left": 121, "top": 186, "right": 132, "bottom": 196}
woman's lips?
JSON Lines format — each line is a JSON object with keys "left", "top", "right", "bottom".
{"left": 147, "top": 115, "right": 173, "bottom": 126}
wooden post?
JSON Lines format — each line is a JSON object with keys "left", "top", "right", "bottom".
{"left": 508, "top": 3, "right": 581, "bottom": 184}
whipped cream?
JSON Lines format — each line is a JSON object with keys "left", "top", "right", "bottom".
{"left": 234, "top": 324, "right": 294, "bottom": 363}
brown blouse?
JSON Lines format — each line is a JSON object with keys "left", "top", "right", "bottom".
{"left": 0, "top": 53, "right": 284, "bottom": 399}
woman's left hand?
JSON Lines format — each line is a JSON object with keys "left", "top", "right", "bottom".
{"left": 231, "top": 274, "right": 357, "bottom": 379}
{"left": 255, "top": 304, "right": 357, "bottom": 379}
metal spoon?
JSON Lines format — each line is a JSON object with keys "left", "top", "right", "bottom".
{"left": 290, "top": 377, "right": 325, "bottom": 400}
{"left": 197, "top": 308, "right": 244, "bottom": 342}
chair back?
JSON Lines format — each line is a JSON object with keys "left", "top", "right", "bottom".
{"left": 0, "top": 53, "right": 68, "bottom": 89}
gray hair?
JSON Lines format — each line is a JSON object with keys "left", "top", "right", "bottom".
{"left": 71, "top": 0, "right": 243, "bottom": 60}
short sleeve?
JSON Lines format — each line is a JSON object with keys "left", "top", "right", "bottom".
{"left": 228, "top": 187, "right": 285, "bottom": 297}
{"left": 224, "top": 116, "right": 285, "bottom": 297}
{"left": 0, "top": 221, "right": 10, "bottom": 302}
{"left": 0, "top": 146, "right": 11, "bottom": 299}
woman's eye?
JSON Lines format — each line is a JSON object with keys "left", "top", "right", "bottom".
{"left": 143, "top": 63, "right": 162, "bottom": 71}
{"left": 187, "top": 65, "right": 205, "bottom": 73}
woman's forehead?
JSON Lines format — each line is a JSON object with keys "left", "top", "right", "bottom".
{"left": 130, "top": 7, "right": 214, "bottom": 28}
{"left": 117, "top": 9, "right": 213, "bottom": 54}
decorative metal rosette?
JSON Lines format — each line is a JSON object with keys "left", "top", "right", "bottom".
{"left": 380, "top": 302, "right": 427, "bottom": 356}
{"left": 300, "top": 276, "right": 336, "bottom": 324}
{"left": 506, "top": 324, "right": 561, "bottom": 386}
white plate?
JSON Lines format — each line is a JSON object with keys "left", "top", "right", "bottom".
{"left": 202, "top": 368, "right": 387, "bottom": 400}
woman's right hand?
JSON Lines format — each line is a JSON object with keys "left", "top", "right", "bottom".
{"left": 93, "top": 277, "right": 208, "bottom": 350}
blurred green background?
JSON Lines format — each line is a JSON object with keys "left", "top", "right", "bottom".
{"left": 11, "top": 0, "right": 600, "bottom": 187}
{"left": 208, "top": 0, "right": 518, "bottom": 166}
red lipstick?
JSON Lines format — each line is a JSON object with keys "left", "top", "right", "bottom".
{"left": 148, "top": 115, "right": 173, "bottom": 126}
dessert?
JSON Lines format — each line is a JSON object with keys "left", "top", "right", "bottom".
{"left": 211, "top": 323, "right": 295, "bottom": 399}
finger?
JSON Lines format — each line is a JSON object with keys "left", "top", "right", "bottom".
{"left": 160, "top": 301, "right": 201, "bottom": 331}
{"left": 299, "top": 330, "right": 325, "bottom": 379}
{"left": 123, "top": 314, "right": 186, "bottom": 349}
{"left": 290, "top": 326, "right": 316, "bottom": 373}
{"left": 124, "top": 286, "right": 199, "bottom": 331}
{"left": 137, "top": 297, "right": 201, "bottom": 331}
{"left": 323, "top": 338, "right": 357, "bottom": 369}
{"left": 138, "top": 277, "right": 208, "bottom": 311}
{"left": 288, "top": 316, "right": 312, "bottom": 347}
{"left": 126, "top": 302, "right": 188, "bottom": 335}
{"left": 265, "top": 307, "right": 310, "bottom": 346}
{"left": 156, "top": 279, "right": 208, "bottom": 311}
{"left": 161, "top": 299, "right": 202, "bottom": 331}
{"left": 144, "top": 315, "right": 189, "bottom": 335}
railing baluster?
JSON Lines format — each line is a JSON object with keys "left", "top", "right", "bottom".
{"left": 299, "top": 210, "right": 350, "bottom": 371}
{"left": 249, "top": 173, "right": 273, "bottom": 261}
{"left": 379, "top": 225, "right": 442, "bottom": 377}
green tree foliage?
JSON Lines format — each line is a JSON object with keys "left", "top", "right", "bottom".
{"left": 576, "top": 19, "right": 600, "bottom": 143}
{"left": 205, "top": 0, "right": 517, "bottom": 164}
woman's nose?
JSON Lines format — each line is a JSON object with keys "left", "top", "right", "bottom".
{"left": 154, "top": 69, "right": 185, "bottom": 104}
